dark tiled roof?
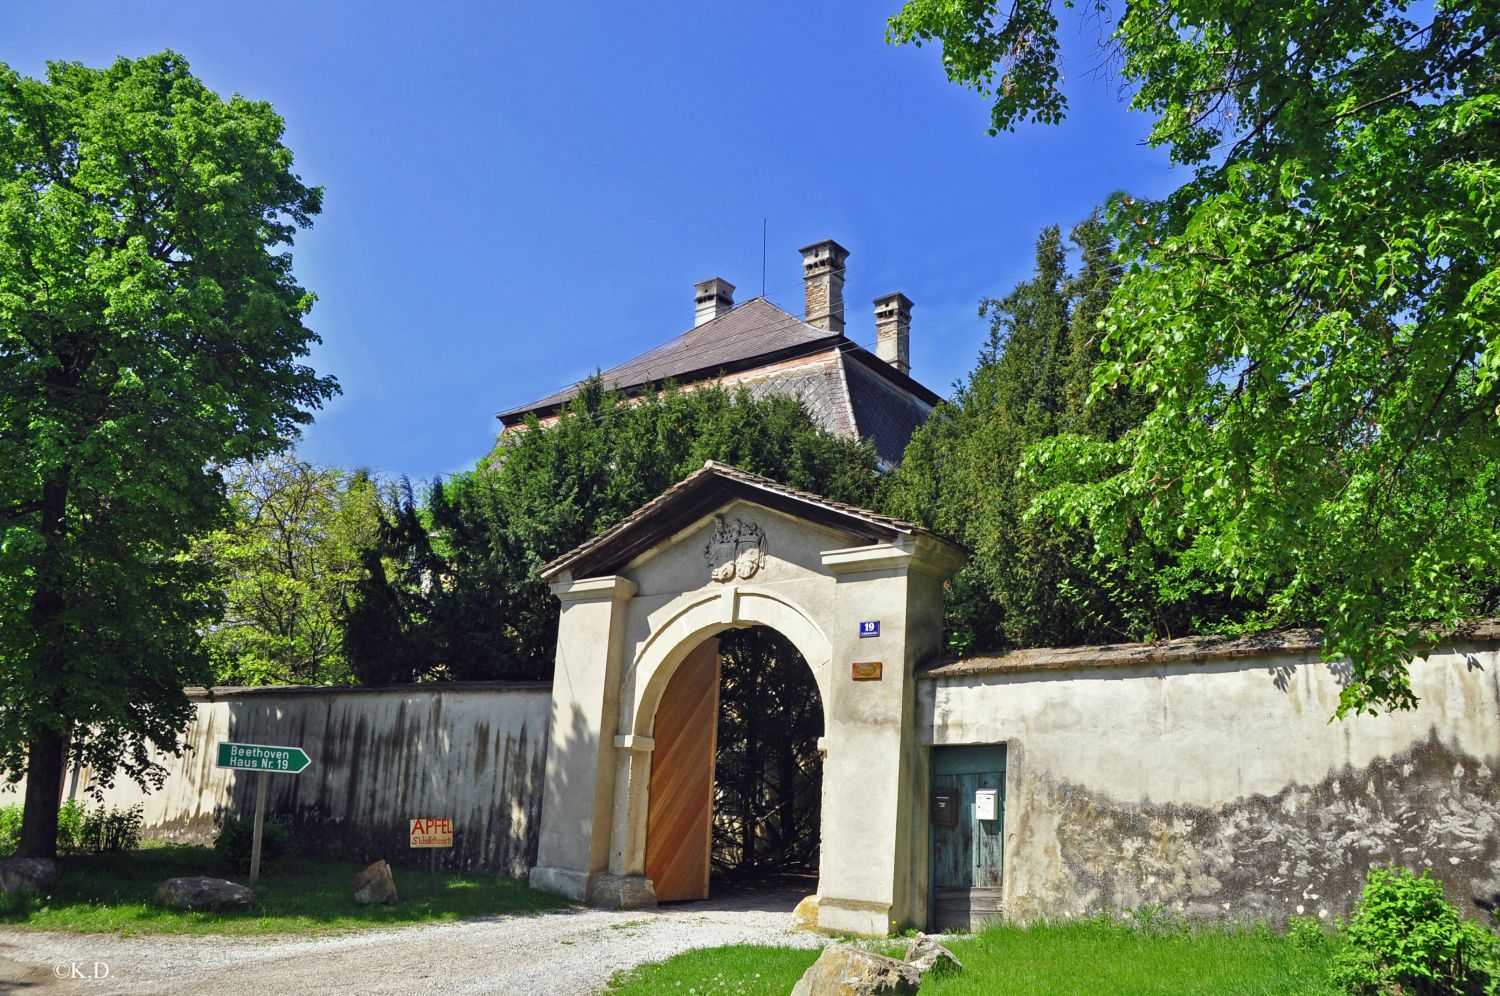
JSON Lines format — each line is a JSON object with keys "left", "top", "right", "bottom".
{"left": 736, "top": 358, "right": 857, "bottom": 440}
{"left": 498, "top": 298, "right": 841, "bottom": 422}
{"left": 842, "top": 350, "right": 936, "bottom": 467}
{"left": 541, "top": 460, "right": 962, "bottom": 581}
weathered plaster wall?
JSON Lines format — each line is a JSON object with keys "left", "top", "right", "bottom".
{"left": 65, "top": 683, "right": 551, "bottom": 875}
{"left": 920, "top": 641, "right": 1500, "bottom": 922}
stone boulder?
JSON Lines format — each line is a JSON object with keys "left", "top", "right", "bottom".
{"left": 153, "top": 877, "right": 257, "bottom": 911}
{"left": 0, "top": 858, "right": 57, "bottom": 897}
{"left": 793, "top": 894, "right": 820, "bottom": 931}
{"left": 352, "top": 860, "right": 399, "bottom": 906}
{"left": 903, "top": 933, "right": 963, "bottom": 977}
{"left": 790, "top": 945, "right": 922, "bottom": 996}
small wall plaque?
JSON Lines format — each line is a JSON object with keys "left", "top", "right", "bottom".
{"left": 930, "top": 788, "right": 959, "bottom": 826}
{"left": 859, "top": 620, "right": 880, "bottom": 638}
{"left": 851, "top": 661, "right": 883, "bottom": 681}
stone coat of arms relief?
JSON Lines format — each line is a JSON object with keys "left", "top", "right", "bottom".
{"left": 705, "top": 516, "right": 766, "bottom": 582}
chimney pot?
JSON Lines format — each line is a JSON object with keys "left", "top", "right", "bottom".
{"left": 799, "top": 239, "right": 850, "bottom": 333}
{"left": 873, "top": 292, "right": 913, "bottom": 375}
{"left": 694, "top": 277, "right": 735, "bottom": 327}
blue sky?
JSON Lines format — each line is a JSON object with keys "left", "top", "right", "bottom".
{"left": 3, "top": 1, "right": 1182, "bottom": 481}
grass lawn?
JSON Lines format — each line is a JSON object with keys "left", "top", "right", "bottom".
{"left": 606, "top": 918, "right": 1341, "bottom": 996}
{"left": 0, "top": 843, "right": 570, "bottom": 936}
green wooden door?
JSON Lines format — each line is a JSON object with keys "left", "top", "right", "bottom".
{"left": 929, "top": 744, "right": 1006, "bottom": 930}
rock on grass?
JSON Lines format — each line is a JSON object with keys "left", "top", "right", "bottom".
{"left": 0, "top": 858, "right": 58, "bottom": 897}
{"left": 153, "top": 877, "right": 257, "bottom": 911}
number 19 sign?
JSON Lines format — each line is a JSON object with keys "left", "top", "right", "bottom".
{"left": 216, "top": 742, "right": 312, "bottom": 773}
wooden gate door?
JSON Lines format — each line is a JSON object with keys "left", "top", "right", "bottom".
{"left": 930, "top": 744, "right": 1006, "bottom": 930}
{"left": 645, "top": 639, "right": 721, "bottom": 902}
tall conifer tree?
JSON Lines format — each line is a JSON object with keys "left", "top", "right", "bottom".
{"left": 885, "top": 216, "right": 1241, "bottom": 653}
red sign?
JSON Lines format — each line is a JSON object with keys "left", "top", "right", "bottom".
{"left": 409, "top": 817, "right": 454, "bottom": 848}
{"left": 851, "top": 661, "right": 883, "bottom": 681}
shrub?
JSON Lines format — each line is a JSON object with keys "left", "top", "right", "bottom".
{"left": 213, "top": 816, "right": 289, "bottom": 872}
{"left": 0, "top": 804, "right": 20, "bottom": 859}
{"left": 56, "top": 799, "right": 84, "bottom": 853}
{"left": 1330, "top": 866, "right": 1499, "bottom": 996}
{"left": 77, "top": 804, "right": 143, "bottom": 853}
{"left": 1287, "top": 914, "right": 1334, "bottom": 951}
{"left": 0, "top": 800, "right": 114, "bottom": 856}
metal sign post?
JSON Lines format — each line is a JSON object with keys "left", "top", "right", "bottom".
{"left": 216, "top": 742, "right": 314, "bottom": 890}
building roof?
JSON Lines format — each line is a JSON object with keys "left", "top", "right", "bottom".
{"left": 842, "top": 350, "right": 936, "bottom": 469}
{"left": 540, "top": 460, "right": 962, "bottom": 581}
{"left": 498, "top": 298, "right": 843, "bottom": 423}
{"left": 497, "top": 297, "right": 942, "bottom": 467}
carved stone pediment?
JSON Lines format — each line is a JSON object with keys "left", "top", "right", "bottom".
{"left": 705, "top": 516, "right": 766, "bottom": 582}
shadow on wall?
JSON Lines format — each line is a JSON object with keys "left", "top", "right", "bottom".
{"left": 124, "top": 686, "right": 554, "bottom": 876}
{"left": 1016, "top": 729, "right": 1500, "bottom": 923}
{"left": 535, "top": 701, "right": 597, "bottom": 874}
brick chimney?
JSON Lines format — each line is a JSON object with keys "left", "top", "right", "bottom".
{"left": 694, "top": 277, "right": 735, "bottom": 327}
{"left": 799, "top": 239, "right": 849, "bottom": 333}
{"left": 873, "top": 292, "right": 912, "bottom": 375}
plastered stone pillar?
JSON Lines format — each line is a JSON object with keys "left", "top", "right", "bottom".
{"left": 604, "top": 732, "right": 656, "bottom": 902}
{"left": 816, "top": 537, "right": 958, "bottom": 935}
{"left": 529, "top": 574, "right": 642, "bottom": 904}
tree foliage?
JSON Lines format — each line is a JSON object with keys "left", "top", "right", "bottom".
{"left": 0, "top": 53, "right": 335, "bottom": 856}
{"left": 200, "top": 456, "right": 384, "bottom": 686}
{"left": 888, "top": 1, "right": 1500, "bottom": 711}
{"left": 344, "top": 476, "right": 441, "bottom": 685}
{"left": 344, "top": 379, "right": 880, "bottom": 683}
{"left": 885, "top": 217, "right": 1240, "bottom": 654}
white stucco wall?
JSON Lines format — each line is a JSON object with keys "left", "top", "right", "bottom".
{"left": 52, "top": 683, "right": 552, "bottom": 875}
{"left": 920, "top": 642, "right": 1500, "bottom": 922}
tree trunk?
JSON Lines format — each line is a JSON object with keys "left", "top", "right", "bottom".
{"left": 18, "top": 467, "right": 72, "bottom": 860}
{"left": 17, "top": 726, "right": 66, "bottom": 859}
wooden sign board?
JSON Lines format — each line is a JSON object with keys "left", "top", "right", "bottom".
{"left": 409, "top": 817, "right": 454, "bottom": 848}
{"left": 851, "top": 661, "right": 883, "bottom": 681}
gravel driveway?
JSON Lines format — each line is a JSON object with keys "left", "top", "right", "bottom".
{"left": 0, "top": 886, "right": 824, "bottom": 995}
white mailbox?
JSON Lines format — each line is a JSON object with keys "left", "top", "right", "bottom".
{"left": 974, "top": 789, "right": 998, "bottom": 821}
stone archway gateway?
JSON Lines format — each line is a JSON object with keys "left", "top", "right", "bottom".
{"left": 528, "top": 462, "right": 965, "bottom": 936}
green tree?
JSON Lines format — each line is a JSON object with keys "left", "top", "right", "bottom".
{"left": 200, "top": 456, "right": 383, "bottom": 686}
{"left": 368, "top": 379, "right": 879, "bottom": 683}
{"left": 344, "top": 477, "right": 440, "bottom": 685}
{"left": 884, "top": 217, "right": 1230, "bottom": 654}
{"left": 888, "top": 1, "right": 1500, "bottom": 712}
{"left": 0, "top": 54, "right": 335, "bottom": 857}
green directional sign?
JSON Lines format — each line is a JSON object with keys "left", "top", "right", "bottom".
{"left": 216, "top": 742, "right": 311, "bottom": 774}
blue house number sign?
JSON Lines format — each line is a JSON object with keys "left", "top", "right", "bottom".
{"left": 859, "top": 620, "right": 880, "bottom": 638}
